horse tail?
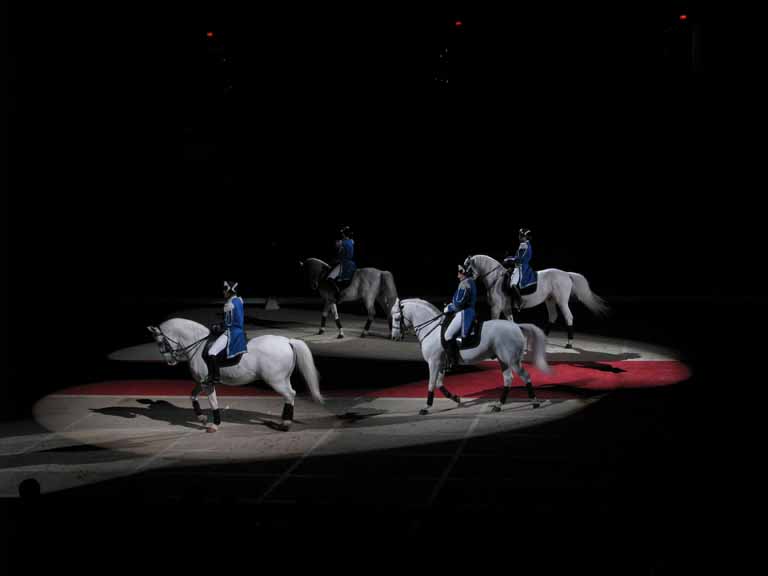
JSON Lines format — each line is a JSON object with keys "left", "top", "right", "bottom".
{"left": 518, "top": 324, "right": 551, "bottom": 374}
{"left": 289, "top": 339, "right": 324, "bottom": 404}
{"left": 568, "top": 272, "right": 610, "bottom": 317}
{"left": 379, "top": 271, "right": 399, "bottom": 318}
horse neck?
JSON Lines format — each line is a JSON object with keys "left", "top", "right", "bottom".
{"left": 474, "top": 255, "right": 503, "bottom": 286}
{"left": 164, "top": 319, "right": 208, "bottom": 348}
{"left": 404, "top": 300, "right": 442, "bottom": 343}
{"left": 307, "top": 258, "right": 330, "bottom": 281}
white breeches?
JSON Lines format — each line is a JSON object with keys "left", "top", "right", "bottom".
{"left": 328, "top": 264, "right": 341, "bottom": 280}
{"left": 510, "top": 268, "right": 520, "bottom": 287}
{"left": 444, "top": 311, "right": 465, "bottom": 341}
{"left": 208, "top": 333, "right": 228, "bottom": 356}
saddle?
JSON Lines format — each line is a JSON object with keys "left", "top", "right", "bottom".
{"left": 502, "top": 268, "right": 538, "bottom": 296}
{"left": 203, "top": 331, "right": 245, "bottom": 367}
{"left": 457, "top": 320, "right": 484, "bottom": 350}
{"left": 441, "top": 314, "right": 484, "bottom": 352}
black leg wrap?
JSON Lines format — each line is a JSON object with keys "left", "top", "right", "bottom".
{"left": 363, "top": 319, "right": 373, "bottom": 332}
{"left": 335, "top": 319, "right": 343, "bottom": 329}
{"left": 192, "top": 400, "right": 202, "bottom": 416}
{"left": 500, "top": 387, "right": 510, "bottom": 405}
{"left": 567, "top": 325, "right": 574, "bottom": 341}
{"left": 320, "top": 316, "right": 327, "bottom": 328}
{"left": 525, "top": 381, "right": 535, "bottom": 399}
{"left": 281, "top": 403, "right": 294, "bottom": 422}
{"left": 427, "top": 391, "right": 435, "bottom": 407}
{"left": 545, "top": 322, "right": 554, "bottom": 336}
{"left": 439, "top": 386, "right": 456, "bottom": 401}
{"left": 213, "top": 409, "right": 221, "bottom": 426}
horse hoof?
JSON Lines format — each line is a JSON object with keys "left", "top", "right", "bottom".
{"left": 454, "top": 396, "right": 461, "bottom": 405}
{"left": 280, "top": 420, "right": 292, "bottom": 431}
{"left": 360, "top": 332, "right": 367, "bottom": 338}
{"left": 532, "top": 400, "right": 541, "bottom": 408}
{"left": 337, "top": 333, "right": 345, "bottom": 339}
{"left": 565, "top": 343, "right": 573, "bottom": 349}
{"left": 491, "top": 404, "right": 501, "bottom": 413}
{"left": 419, "top": 408, "right": 429, "bottom": 416}
{"left": 206, "top": 424, "right": 218, "bottom": 433}
{"left": 318, "top": 329, "right": 325, "bottom": 335}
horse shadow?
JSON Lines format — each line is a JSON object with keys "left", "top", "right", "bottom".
{"left": 90, "top": 399, "right": 289, "bottom": 431}
{"left": 542, "top": 346, "right": 641, "bottom": 364}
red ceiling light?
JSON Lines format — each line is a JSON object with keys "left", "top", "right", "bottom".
{"left": 206, "top": 31, "right": 215, "bottom": 38}
{"left": 455, "top": 20, "right": 463, "bottom": 28}
{"left": 679, "top": 14, "right": 688, "bottom": 21}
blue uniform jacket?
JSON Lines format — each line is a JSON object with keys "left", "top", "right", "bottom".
{"left": 447, "top": 277, "right": 477, "bottom": 337}
{"left": 224, "top": 296, "right": 248, "bottom": 359}
{"left": 512, "top": 241, "right": 536, "bottom": 288}
{"left": 337, "top": 238, "right": 357, "bottom": 281}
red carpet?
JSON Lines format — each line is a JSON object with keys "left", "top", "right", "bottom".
{"left": 56, "top": 360, "right": 691, "bottom": 398}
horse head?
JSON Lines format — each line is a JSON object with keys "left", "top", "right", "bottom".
{"left": 302, "top": 258, "right": 330, "bottom": 292}
{"left": 390, "top": 298, "right": 408, "bottom": 341}
{"left": 147, "top": 325, "right": 179, "bottom": 366}
{"left": 463, "top": 255, "right": 476, "bottom": 277}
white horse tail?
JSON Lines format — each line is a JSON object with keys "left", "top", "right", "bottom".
{"left": 289, "top": 339, "right": 324, "bottom": 404}
{"left": 568, "top": 272, "right": 610, "bottom": 316}
{"left": 519, "top": 324, "right": 551, "bottom": 374}
{"left": 380, "top": 271, "right": 398, "bottom": 318}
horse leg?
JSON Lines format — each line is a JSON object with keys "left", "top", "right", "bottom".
{"left": 273, "top": 378, "right": 297, "bottom": 431}
{"left": 420, "top": 360, "right": 440, "bottom": 415}
{"left": 332, "top": 303, "right": 344, "bottom": 339}
{"left": 556, "top": 296, "right": 575, "bottom": 348}
{"left": 511, "top": 362, "right": 542, "bottom": 408}
{"left": 191, "top": 381, "right": 207, "bottom": 424}
{"left": 319, "top": 301, "right": 331, "bottom": 335}
{"left": 205, "top": 385, "right": 222, "bottom": 432}
{"left": 361, "top": 298, "right": 376, "bottom": 338}
{"left": 438, "top": 366, "right": 461, "bottom": 406}
{"left": 544, "top": 297, "right": 558, "bottom": 336}
{"left": 492, "top": 361, "right": 513, "bottom": 413}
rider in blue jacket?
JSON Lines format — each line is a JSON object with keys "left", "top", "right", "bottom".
{"left": 443, "top": 264, "right": 478, "bottom": 370}
{"left": 503, "top": 228, "right": 535, "bottom": 312}
{"left": 199, "top": 280, "right": 247, "bottom": 431}
{"left": 328, "top": 226, "right": 357, "bottom": 299}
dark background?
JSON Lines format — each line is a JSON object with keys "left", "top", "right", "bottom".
{"left": 5, "top": 2, "right": 757, "bottom": 571}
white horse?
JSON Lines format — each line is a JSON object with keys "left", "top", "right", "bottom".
{"left": 300, "top": 257, "right": 398, "bottom": 338}
{"left": 390, "top": 298, "right": 550, "bottom": 414}
{"left": 464, "top": 254, "right": 609, "bottom": 348}
{"left": 147, "top": 318, "right": 323, "bottom": 432}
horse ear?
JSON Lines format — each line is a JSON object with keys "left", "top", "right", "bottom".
{"left": 147, "top": 326, "right": 159, "bottom": 335}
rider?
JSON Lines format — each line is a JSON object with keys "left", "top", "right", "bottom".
{"left": 503, "top": 228, "right": 535, "bottom": 312}
{"left": 200, "top": 280, "right": 247, "bottom": 431}
{"left": 443, "top": 264, "right": 478, "bottom": 371}
{"left": 327, "top": 226, "right": 356, "bottom": 299}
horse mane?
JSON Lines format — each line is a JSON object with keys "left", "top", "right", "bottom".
{"left": 306, "top": 257, "right": 330, "bottom": 269}
{"left": 473, "top": 254, "right": 502, "bottom": 269}
{"left": 160, "top": 318, "right": 209, "bottom": 341}
{"left": 401, "top": 298, "right": 441, "bottom": 317}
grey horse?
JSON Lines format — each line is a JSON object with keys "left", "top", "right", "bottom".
{"left": 301, "top": 258, "right": 399, "bottom": 338}
{"left": 464, "top": 254, "right": 610, "bottom": 348}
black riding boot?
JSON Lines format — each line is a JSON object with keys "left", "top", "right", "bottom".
{"left": 513, "top": 286, "right": 523, "bottom": 312}
{"left": 445, "top": 339, "right": 461, "bottom": 371}
{"left": 205, "top": 354, "right": 221, "bottom": 385}
{"left": 331, "top": 279, "right": 341, "bottom": 301}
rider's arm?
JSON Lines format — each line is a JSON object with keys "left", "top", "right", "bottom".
{"left": 447, "top": 285, "right": 468, "bottom": 313}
